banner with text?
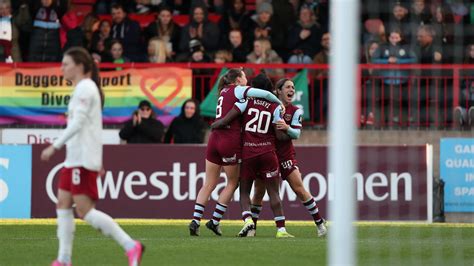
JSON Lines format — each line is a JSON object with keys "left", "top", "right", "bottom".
{"left": 0, "top": 67, "right": 192, "bottom": 126}
{"left": 1, "top": 128, "right": 121, "bottom": 145}
{"left": 440, "top": 138, "right": 474, "bottom": 212}
{"left": 31, "top": 145, "right": 431, "bottom": 221}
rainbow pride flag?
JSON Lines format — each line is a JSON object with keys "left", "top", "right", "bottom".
{"left": 0, "top": 67, "right": 192, "bottom": 126}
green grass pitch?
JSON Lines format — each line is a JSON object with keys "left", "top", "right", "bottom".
{"left": 0, "top": 220, "right": 472, "bottom": 265}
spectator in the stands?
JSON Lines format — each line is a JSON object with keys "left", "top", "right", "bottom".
{"left": 63, "top": 13, "right": 99, "bottom": 52}
{"left": 214, "top": 49, "right": 232, "bottom": 64}
{"left": 313, "top": 32, "right": 330, "bottom": 78}
{"left": 413, "top": 25, "right": 443, "bottom": 125}
{"left": 111, "top": 3, "right": 144, "bottom": 62}
{"left": 270, "top": 0, "right": 297, "bottom": 60}
{"left": 0, "top": 0, "right": 23, "bottom": 62}
{"left": 91, "top": 19, "right": 112, "bottom": 62}
{"left": 218, "top": 0, "right": 253, "bottom": 48}
{"left": 432, "top": 3, "right": 455, "bottom": 63}
{"left": 360, "top": 40, "right": 380, "bottom": 127}
{"left": 250, "top": 2, "right": 285, "bottom": 60}
{"left": 413, "top": 25, "right": 442, "bottom": 65}
{"left": 164, "top": 99, "right": 206, "bottom": 144}
{"left": 107, "top": 39, "right": 129, "bottom": 70}
{"left": 179, "top": 3, "right": 220, "bottom": 54}
{"left": 383, "top": 2, "right": 411, "bottom": 45}
{"left": 119, "top": 100, "right": 165, "bottom": 144}
{"left": 147, "top": 37, "right": 172, "bottom": 63}
{"left": 29, "top": 0, "right": 67, "bottom": 62}
{"left": 144, "top": 5, "right": 180, "bottom": 59}
{"left": 371, "top": 28, "right": 416, "bottom": 125}
{"left": 453, "top": 43, "right": 474, "bottom": 130}
{"left": 410, "top": 0, "right": 431, "bottom": 25}
{"left": 287, "top": 4, "right": 323, "bottom": 64}
{"left": 187, "top": 38, "right": 211, "bottom": 63}
{"left": 224, "top": 29, "right": 249, "bottom": 63}
{"left": 246, "top": 37, "right": 284, "bottom": 77}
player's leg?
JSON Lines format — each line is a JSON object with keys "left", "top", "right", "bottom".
{"left": 263, "top": 153, "right": 293, "bottom": 238}
{"left": 72, "top": 167, "right": 144, "bottom": 266}
{"left": 75, "top": 195, "right": 144, "bottom": 266}
{"left": 286, "top": 168, "right": 327, "bottom": 237}
{"left": 206, "top": 163, "right": 240, "bottom": 236}
{"left": 237, "top": 159, "right": 256, "bottom": 237}
{"left": 54, "top": 189, "right": 74, "bottom": 266}
{"left": 250, "top": 178, "right": 265, "bottom": 227}
{"left": 190, "top": 159, "right": 222, "bottom": 235}
{"left": 237, "top": 177, "right": 256, "bottom": 237}
{"left": 264, "top": 177, "right": 293, "bottom": 238}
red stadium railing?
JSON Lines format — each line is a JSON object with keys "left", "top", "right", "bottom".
{"left": 2, "top": 62, "right": 473, "bottom": 129}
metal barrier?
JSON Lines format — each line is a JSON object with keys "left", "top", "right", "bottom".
{"left": 2, "top": 62, "right": 473, "bottom": 129}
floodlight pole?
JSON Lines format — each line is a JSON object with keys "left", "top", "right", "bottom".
{"left": 328, "top": 0, "right": 360, "bottom": 265}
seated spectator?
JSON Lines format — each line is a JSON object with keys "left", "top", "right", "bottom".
{"left": 111, "top": 3, "right": 144, "bottom": 62}
{"left": 313, "top": 32, "right": 330, "bottom": 78}
{"left": 147, "top": 37, "right": 172, "bottom": 63}
{"left": 119, "top": 100, "right": 165, "bottom": 144}
{"left": 178, "top": 38, "right": 212, "bottom": 64}
{"left": 269, "top": 0, "right": 297, "bottom": 59}
{"left": 453, "top": 44, "right": 474, "bottom": 130}
{"left": 29, "top": 0, "right": 67, "bottom": 62}
{"left": 144, "top": 5, "right": 181, "bottom": 58}
{"left": 0, "top": 0, "right": 23, "bottom": 62}
{"left": 287, "top": 4, "right": 323, "bottom": 64}
{"left": 91, "top": 19, "right": 112, "bottom": 62}
{"left": 164, "top": 99, "right": 206, "bottom": 144}
{"left": 214, "top": 49, "right": 232, "bottom": 64}
{"left": 63, "top": 13, "right": 99, "bottom": 52}
{"left": 107, "top": 39, "right": 129, "bottom": 70}
{"left": 218, "top": 0, "right": 253, "bottom": 47}
{"left": 250, "top": 2, "right": 284, "bottom": 57}
{"left": 179, "top": 3, "right": 220, "bottom": 54}
{"left": 224, "top": 29, "right": 249, "bottom": 63}
{"left": 246, "top": 38, "right": 284, "bottom": 77}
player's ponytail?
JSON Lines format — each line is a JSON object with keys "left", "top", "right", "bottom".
{"left": 64, "top": 47, "right": 105, "bottom": 109}
{"left": 217, "top": 68, "right": 244, "bottom": 95}
{"left": 90, "top": 61, "right": 105, "bottom": 109}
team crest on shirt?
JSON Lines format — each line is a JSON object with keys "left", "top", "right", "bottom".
{"left": 284, "top": 113, "right": 292, "bottom": 121}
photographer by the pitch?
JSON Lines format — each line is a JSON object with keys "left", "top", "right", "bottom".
{"left": 119, "top": 100, "right": 164, "bottom": 143}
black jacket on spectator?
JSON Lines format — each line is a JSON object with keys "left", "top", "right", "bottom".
{"left": 179, "top": 4, "right": 220, "bottom": 53}
{"left": 227, "top": 43, "right": 249, "bottom": 63}
{"left": 164, "top": 104, "right": 206, "bottom": 144}
{"left": 144, "top": 20, "right": 181, "bottom": 54}
{"left": 111, "top": 17, "right": 144, "bottom": 62}
{"left": 28, "top": 2, "right": 67, "bottom": 62}
{"left": 218, "top": 7, "right": 253, "bottom": 47}
{"left": 119, "top": 117, "right": 165, "bottom": 144}
{"left": 90, "top": 31, "right": 112, "bottom": 60}
{"left": 63, "top": 27, "right": 87, "bottom": 52}
{"left": 287, "top": 21, "right": 322, "bottom": 59}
